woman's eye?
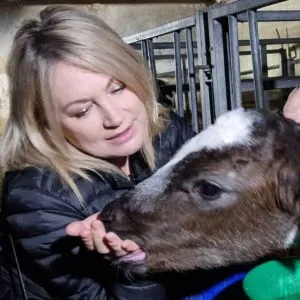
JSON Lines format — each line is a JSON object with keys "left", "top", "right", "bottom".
{"left": 195, "top": 180, "right": 222, "bottom": 201}
{"left": 73, "top": 107, "right": 91, "bottom": 119}
{"left": 110, "top": 82, "right": 125, "bottom": 94}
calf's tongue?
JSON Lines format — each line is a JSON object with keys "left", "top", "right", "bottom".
{"left": 119, "top": 249, "right": 146, "bottom": 262}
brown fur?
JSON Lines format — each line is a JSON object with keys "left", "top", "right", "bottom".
{"left": 101, "top": 113, "right": 300, "bottom": 274}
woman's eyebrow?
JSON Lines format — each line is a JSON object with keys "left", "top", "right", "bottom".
{"left": 63, "top": 76, "right": 115, "bottom": 111}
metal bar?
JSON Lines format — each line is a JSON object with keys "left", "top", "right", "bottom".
{"left": 130, "top": 38, "right": 300, "bottom": 50}
{"left": 237, "top": 11, "right": 300, "bottom": 22}
{"left": 226, "top": 23, "right": 234, "bottom": 110}
{"left": 182, "top": 56, "right": 189, "bottom": 108}
{"left": 208, "top": 10, "right": 229, "bottom": 117}
{"left": 146, "top": 48, "right": 283, "bottom": 60}
{"left": 173, "top": 31, "right": 185, "bottom": 118}
{"left": 141, "top": 40, "right": 148, "bottom": 61}
{"left": 211, "top": 0, "right": 286, "bottom": 19}
{"left": 142, "top": 48, "right": 286, "bottom": 61}
{"left": 239, "top": 37, "right": 300, "bottom": 46}
{"left": 263, "top": 90, "right": 270, "bottom": 111}
{"left": 123, "top": 16, "right": 195, "bottom": 44}
{"left": 146, "top": 39, "right": 158, "bottom": 97}
{"left": 196, "top": 11, "right": 212, "bottom": 128}
{"left": 186, "top": 27, "right": 199, "bottom": 133}
{"left": 287, "top": 61, "right": 293, "bottom": 77}
{"left": 248, "top": 10, "right": 266, "bottom": 112}
{"left": 130, "top": 41, "right": 198, "bottom": 50}
{"left": 240, "top": 64, "right": 280, "bottom": 76}
{"left": 146, "top": 39, "right": 157, "bottom": 79}
{"left": 280, "top": 49, "right": 288, "bottom": 77}
{"left": 289, "top": 59, "right": 300, "bottom": 65}
{"left": 158, "top": 65, "right": 211, "bottom": 78}
{"left": 228, "top": 15, "right": 242, "bottom": 109}
{"left": 241, "top": 76, "right": 300, "bottom": 92}
{"left": 261, "top": 45, "right": 268, "bottom": 77}
{"left": 151, "top": 54, "right": 191, "bottom": 60}
{"left": 240, "top": 49, "right": 284, "bottom": 55}
{"left": 155, "top": 83, "right": 200, "bottom": 93}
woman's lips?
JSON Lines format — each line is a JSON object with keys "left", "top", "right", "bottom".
{"left": 107, "top": 126, "right": 134, "bottom": 144}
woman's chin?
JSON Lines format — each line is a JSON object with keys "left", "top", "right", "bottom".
{"left": 115, "top": 141, "right": 144, "bottom": 157}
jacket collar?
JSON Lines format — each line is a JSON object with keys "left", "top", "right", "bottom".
{"left": 100, "top": 151, "right": 153, "bottom": 189}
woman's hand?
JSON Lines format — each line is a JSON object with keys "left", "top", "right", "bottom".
{"left": 66, "top": 213, "right": 140, "bottom": 257}
{"left": 283, "top": 87, "right": 300, "bottom": 122}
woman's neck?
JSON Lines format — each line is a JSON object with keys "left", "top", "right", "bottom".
{"left": 109, "top": 157, "right": 130, "bottom": 176}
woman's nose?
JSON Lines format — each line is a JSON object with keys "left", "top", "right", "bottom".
{"left": 101, "top": 101, "right": 123, "bottom": 128}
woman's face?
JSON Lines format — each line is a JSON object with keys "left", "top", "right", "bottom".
{"left": 51, "top": 61, "right": 148, "bottom": 158}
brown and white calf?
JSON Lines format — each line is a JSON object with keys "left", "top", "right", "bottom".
{"left": 100, "top": 108, "right": 300, "bottom": 274}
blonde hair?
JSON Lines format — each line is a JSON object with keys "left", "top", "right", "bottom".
{"left": 1, "top": 5, "right": 168, "bottom": 199}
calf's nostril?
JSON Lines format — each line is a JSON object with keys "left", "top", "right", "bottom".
{"left": 100, "top": 199, "right": 125, "bottom": 225}
{"left": 99, "top": 209, "right": 115, "bottom": 225}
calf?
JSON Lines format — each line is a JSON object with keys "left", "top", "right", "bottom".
{"left": 101, "top": 108, "right": 300, "bottom": 274}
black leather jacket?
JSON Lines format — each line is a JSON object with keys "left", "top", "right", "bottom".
{"left": 1, "top": 113, "right": 195, "bottom": 300}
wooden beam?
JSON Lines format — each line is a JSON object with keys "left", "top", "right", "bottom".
{"left": 1, "top": 0, "right": 221, "bottom": 6}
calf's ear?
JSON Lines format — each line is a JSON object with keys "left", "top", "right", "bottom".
{"left": 277, "top": 162, "right": 300, "bottom": 216}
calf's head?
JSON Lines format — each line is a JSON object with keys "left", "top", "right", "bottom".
{"left": 101, "top": 109, "right": 300, "bottom": 274}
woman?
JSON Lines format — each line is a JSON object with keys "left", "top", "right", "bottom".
{"left": 0, "top": 5, "right": 195, "bottom": 299}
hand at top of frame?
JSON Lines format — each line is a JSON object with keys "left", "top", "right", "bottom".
{"left": 283, "top": 87, "right": 300, "bottom": 123}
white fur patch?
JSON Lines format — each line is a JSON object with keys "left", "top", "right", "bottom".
{"left": 135, "top": 108, "right": 261, "bottom": 202}
{"left": 171, "top": 108, "right": 259, "bottom": 166}
{"left": 284, "top": 225, "right": 298, "bottom": 248}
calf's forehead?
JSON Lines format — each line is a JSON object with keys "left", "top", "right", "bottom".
{"left": 177, "top": 108, "right": 262, "bottom": 159}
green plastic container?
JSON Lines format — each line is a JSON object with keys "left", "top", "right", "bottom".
{"left": 243, "top": 258, "right": 300, "bottom": 300}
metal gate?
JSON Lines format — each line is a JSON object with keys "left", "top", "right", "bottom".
{"left": 124, "top": 0, "right": 300, "bottom": 132}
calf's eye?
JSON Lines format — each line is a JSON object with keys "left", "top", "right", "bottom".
{"left": 195, "top": 180, "right": 222, "bottom": 201}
